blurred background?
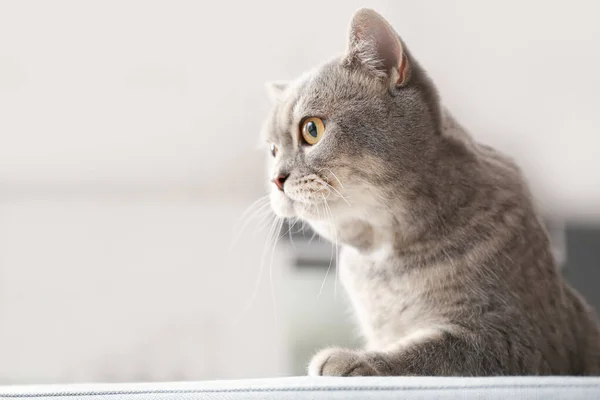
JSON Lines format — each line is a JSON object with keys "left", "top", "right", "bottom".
{"left": 0, "top": 0, "right": 599, "bottom": 384}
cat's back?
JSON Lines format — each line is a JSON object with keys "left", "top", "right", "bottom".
{"left": 423, "top": 109, "right": 600, "bottom": 374}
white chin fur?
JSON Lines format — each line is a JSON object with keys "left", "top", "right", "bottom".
{"left": 269, "top": 191, "right": 296, "bottom": 218}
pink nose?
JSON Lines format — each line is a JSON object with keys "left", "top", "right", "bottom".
{"left": 272, "top": 174, "right": 288, "bottom": 191}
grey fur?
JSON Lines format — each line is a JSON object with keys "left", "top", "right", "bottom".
{"left": 261, "top": 8, "right": 600, "bottom": 376}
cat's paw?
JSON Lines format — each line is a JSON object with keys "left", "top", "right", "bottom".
{"left": 308, "top": 347, "right": 380, "bottom": 376}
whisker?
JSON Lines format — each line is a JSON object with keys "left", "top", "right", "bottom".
{"left": 306, "top": 207, "right": 319, "bottom": 245}
{"left": 325, "top": 194, "right": 340, "bottom": 299}
{"left": 332, "top": 219, "right": 340, "bottom": 299}
{"left": 307, "top": 229, "right": 319, "bottom": 245}
{"left": 281, "top": 217, "right": 299, "bottom": 238}
{"left": 287, "top": 219, "right": 296, "bottom": 249}
{"left": 237, "top": 195, "right": 271, "bottom": 221}
{"left": 229, "top": 196, "right": 272, "bottom": 251}
{"left": 232, "top": 213, "right": 277, "bottom": 325}
{"left": 321, "top": 182, "right": 352, "bottom": 207}
{"left": 253, "top": 206, "right": 277, "bottom": 234}
{"left": 318, "top": 168, "right": 345, "bottom": 190}
{"left": 268, "top": 217, "right": 284, "bottom": 325}
{"left": 318, "top": 194, "right": 337, "bottom": 298}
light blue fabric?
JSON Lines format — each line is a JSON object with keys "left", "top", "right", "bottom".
{"left": 1, "top": 376, "right": 600, "bottom": 399}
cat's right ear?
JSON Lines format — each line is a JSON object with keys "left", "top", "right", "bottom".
{"left": 343, "top": 9, "right": 410, "bottom": 89}
{"left": 266, "top": 81, "right": 288, "bottom": 103}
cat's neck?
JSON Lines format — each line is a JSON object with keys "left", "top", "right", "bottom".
{"left": 308, "top": 211, "right": 400, "bottom": 261}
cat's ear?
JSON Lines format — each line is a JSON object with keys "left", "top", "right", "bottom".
{"left": 344, "top": 9, "right": 410, "bottom": 87}
{"left": 265, "top": 81, "right": 288, "bottom": 103}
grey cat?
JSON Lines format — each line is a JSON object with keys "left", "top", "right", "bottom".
{"left": 261, "top": 8, "right": 600, "bottom": 376}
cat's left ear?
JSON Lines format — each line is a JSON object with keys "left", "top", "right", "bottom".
{"left": 265, "top": 81, "right": 288, "bottom": 103}
{"left": 344, "top": 9, "right": 410, "bottom": 88}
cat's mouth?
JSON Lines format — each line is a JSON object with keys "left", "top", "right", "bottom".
{"left": 270, "top": 175, "right": 348, "bottom": 221}
{"left": 284, "top": 175, "right": 330, "bottom": 203}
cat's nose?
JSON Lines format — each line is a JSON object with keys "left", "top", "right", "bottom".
{"left": 272, "top": 174, "right": 289, "bottom": 191}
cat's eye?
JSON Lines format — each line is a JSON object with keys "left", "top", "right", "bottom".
{"left": 270, "top": 143, "right": 278, "bottom": 157}
{"left": 301, "top": 117, "right": 325, "bottom": 145}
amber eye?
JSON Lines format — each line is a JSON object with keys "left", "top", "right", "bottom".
{"left": 270, "top": 143, "right": 278, "bottom": 157}
{"left": 301, "top": 117, "right": 325, "bottom": 145}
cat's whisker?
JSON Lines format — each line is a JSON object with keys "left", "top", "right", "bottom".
{"left": 307, "top": 229, "right": 318, "bottom": 245}
{"left": 233, "top": 213, "right": 278, "bottom": 324}
{"left": 282, "top": 217, "right": 300, "bottom": 251}
{"left": 243, "top": 214, "right": 281, "bottom": 323}
{"left": 237, "top": 195, "right": 271, "bottom": 221}
{"left": 234, "top": 196, "right": 271, "bottom": 235}
{"left": 253, "top": 205, "right": 278, "bottom": 235}
{"left": 229, "top": 196, "right": 272, "bottom": 251}
{"left": 306, "top": 206, "right": 320, "bottom": 245}
{"left": 280, "top": 217, "right": 299, "bottom": 238}
{"left": 315, "top": 201, "right": 323, "bottom": 223}
{"left": 324, "top": 195, "right": 340, "bottom": 300}
{"left": 323, "top": 182, "right": 352, "bottom": 207}
{"left": 268, "top": 217, "right": 284, "bottom": 325}
{"left": 318, "top": 168, "right": 345, "bottom": 190}
{"left": 238, "top": 206, "right": 272, "bottom": 242}
{"left": 318, "top": 194, "right": 338, "bottom": 298}
{"left": 307, "top": 203, "right": 321, "bottom": 245}
{"left": 253, "top": 211, "right": 276, "bottom": 235}
{"left": 287, "top": 218, "right": 296, "bottom": 250}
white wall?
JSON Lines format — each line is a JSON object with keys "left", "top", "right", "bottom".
{"left": 0, "top": 0, "right": 599, "bottom": 384}
{"left": 1, "top": 0, "right": 599, "bottom": 216}
{"left": 0, "top": 196, "right": 290, "bottom": 383}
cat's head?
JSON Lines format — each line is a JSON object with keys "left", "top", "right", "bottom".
{"left": 262, "top": 9, "right": 441, "bottom": 225}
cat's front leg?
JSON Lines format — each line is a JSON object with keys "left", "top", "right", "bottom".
{"left": 308, "top": 332, "right": 503, "bottom": 376}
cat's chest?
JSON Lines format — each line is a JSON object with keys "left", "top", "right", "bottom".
{"left": 339, "top": 246, "right": 445, "bottom": 349}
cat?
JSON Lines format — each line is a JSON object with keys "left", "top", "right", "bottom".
{"left": 260, "top": 8, "right": 600, "bottom": 376}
